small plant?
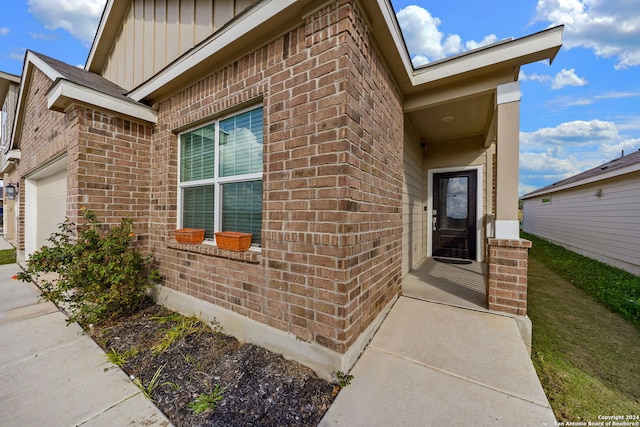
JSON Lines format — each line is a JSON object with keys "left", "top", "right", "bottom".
{"left": 335, "top": 370, "right": 354, "bottom": 388}
{"left": 188, "top": 384, "right": 226, "bottom": 414}
{"left": 17, "top": 209, "right": 161, "bottom": 326}
{"left": 106, "top": 347, "right": 138, "bottom": 368}
{"left": 152, "top": 315, "right": 207, "bottom": 354}
{"left": 133, "top": 364, "right": 166, "bottom": 401}
{"left": 331, "top": 370, "right": 354, "bottom": 396}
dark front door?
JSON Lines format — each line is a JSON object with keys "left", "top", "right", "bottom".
{"left": 433, "top": 170, "right": 477, "bottom": 260}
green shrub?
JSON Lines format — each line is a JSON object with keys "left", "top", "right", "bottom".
{"left": 18, "top": 209, "right": 161, "bottom": 325}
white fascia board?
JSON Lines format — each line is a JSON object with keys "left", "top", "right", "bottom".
{"left": 47, "top": 79, "right": 158, "bottom": 124}
{"left": 0, "top": 71, "right": 20, "bottom": 84}
{"left": 374, "top": 0, "right": 415, "bottom": 78}
{"left": 522, "top": 161, "right": 640, "bottom": 199}
{"left": 128, "top": 0, "right": 298, "bottom": 102}
{"left": 410, "top": 26, "right": 563, "bottom": 87}
{"left": 25, "top": 51, "right": 65, "bottom": 82}
{"left": 85, "top": 0, "right": 114, "bottom": 70}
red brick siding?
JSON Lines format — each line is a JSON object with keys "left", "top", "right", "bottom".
{"left": 13, "top": 67, "right": 153, "bottom": 246}
{"left": 487, "top": 238, "right": 532, "bottom": 316}
{"left": 150, "top": 0, "right": 403, "bottom": 353}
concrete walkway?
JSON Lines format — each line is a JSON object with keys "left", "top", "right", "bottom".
{"left": 321, "top": 297, "right": 557, "bottom": 427}
{"left": 0, "top": 261, "right": 172, "bottom": 426}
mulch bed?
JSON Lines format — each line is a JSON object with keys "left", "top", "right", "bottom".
{"left": 89, "top": 304, "right": 336, "bottom": 426}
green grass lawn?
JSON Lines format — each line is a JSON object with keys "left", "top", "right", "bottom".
{"left": 0, "top": 248, "right": 16, "bottom": 265}
{"left": 525, "top": 233, "right": 640, "bottom": 422}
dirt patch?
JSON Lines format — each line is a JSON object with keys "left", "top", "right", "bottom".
{"left": 89, "top": 304, "right": 336, "bottom": 426}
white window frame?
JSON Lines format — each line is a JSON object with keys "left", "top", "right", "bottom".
{"left": 177, "top": 104, "right": 263, "bottom": 246}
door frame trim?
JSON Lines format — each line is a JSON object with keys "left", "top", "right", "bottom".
{"left": 427, "top": 165, "right": 483, "bottom": 262}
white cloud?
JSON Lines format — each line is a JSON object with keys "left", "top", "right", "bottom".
{"left": 520, "top": 68, "right": 587, "bottom": 89}
{"left": 397, "top": 6, "right": 461, "bottom": 64}
{"left": 397, "top": 6, "right": 500, "bottom": 66}
{"left": 30, "top": 32, "right": 58, "bottom": 41}
{"left": 595, "top": 91, "right": 640, "bottom": 100}
{"left": 535, "top": 0, "right": 640, "bottom": 69}
{"left": 28, "top": 0, "right": 106, "bottom": 46}
{"left": 599, "top": 138, "right": 640, "bottom": 158}
{"left": 551, "top": 68, "right": 588, "bottom": 89}
{"left": 411, "top": 55, "right": 430, "bottom": 67}
{"left": 8, "top": 50, "right": 26, "bottom": 62}
{"left": 521, "top": 119, "right": 619, "bottom": 148}
{"left": 465, "top": 34, "right": 498, "bottom": 51}
{"left": 0, "top": 28, "right": 9, "bottom": 36}
{"left": 520, "top": 151, "right": 581, "bottom": 176}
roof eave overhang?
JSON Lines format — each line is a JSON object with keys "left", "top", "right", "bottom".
{"left": 47, "top": 79, "right": 158, "bottom": 124}
{"left": 0, "top": 72, "right": 21, "bottom": 105}
{"left": 408, "top": 25, "right": 563, "bottom": 93}
{"left": 10, "top": 51, "right": 65, "bottom": 150}
{"left": 521, "top": 162, "right": 640, "bottom": 199}
{"left": 365, "top": 2, "right": 563, "bottom": 96}
{"left": 1, "top": 149, "right": 21, "bottom": 173}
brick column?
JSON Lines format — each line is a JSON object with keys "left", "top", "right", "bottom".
{"left": 487, "top": 238, "right": 531, "bottom": 316}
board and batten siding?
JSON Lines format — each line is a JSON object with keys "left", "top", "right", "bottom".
{"left": 402, "top": 130, "right": 426, "bottom": 276}
{"left": 101, "top": 0, "right": 254, "bottom": 91}
{"left": 522, "top": 172, "right": 640, "bottom": 275}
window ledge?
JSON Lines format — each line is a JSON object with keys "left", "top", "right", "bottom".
{"left": 167, "top": 240, "right": 262, "bottom": 264}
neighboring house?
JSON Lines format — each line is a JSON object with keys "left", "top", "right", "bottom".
{"left": 522, "top": 150, "right": 640, "bottom": 276}
{"left": 0, "top": 71, "right": 21, "bottom": 238}
{"left": 1, "top": 0, "right": 563, "bottom": 378}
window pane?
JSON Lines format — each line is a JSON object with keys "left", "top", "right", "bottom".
{"left": 219, "top": 108, "right": 263, "bottom": 177}
{"left": 182, "top": 186, "right": 215, "bottom": 239}
{"left": 180, "top": 124, "right": 215, "bottom": 182}
{"left": 221, "top": 181, "right": 262, "bottom": 246}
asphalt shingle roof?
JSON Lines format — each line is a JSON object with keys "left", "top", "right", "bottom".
{"left": 31, "top": 51, "right": 146, "bottom": 107}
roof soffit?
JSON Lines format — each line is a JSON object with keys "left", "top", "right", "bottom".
{"left": 0, "top": 72, "right": 21, "bottom": 104}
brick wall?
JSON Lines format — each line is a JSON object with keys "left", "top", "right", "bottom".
{"left": 487, "top": 238, "right": 532, "bottom": 316}
{"left": 12, "top": 67, "right": 154, "bottom": 249}
{"left": 68, "top": 106, "right": 153, "bottom": 236}
{"left": 150, "top": 0, "right": 404, "bottom": 354}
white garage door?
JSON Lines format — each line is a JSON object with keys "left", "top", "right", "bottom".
{"left": 25, "top": 158, "right": 67, "bottom": 258}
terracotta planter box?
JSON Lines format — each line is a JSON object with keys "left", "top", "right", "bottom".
{"left": 215, "top": 231, "right": 252, "bottom": 252}
{"left": 174, "top": 228, "right": 205, "bottom": 244}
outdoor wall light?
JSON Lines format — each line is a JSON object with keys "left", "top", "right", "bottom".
{"left": 5, "top": 182, "right": 18, "bottom": 200}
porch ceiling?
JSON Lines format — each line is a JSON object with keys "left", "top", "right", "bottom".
{"left": 406, "top": 92, "right": 495, "bottom": 145}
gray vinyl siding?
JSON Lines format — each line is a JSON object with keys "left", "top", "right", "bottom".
{"left": 522, "top": 172, "right": 640, "bottom": 275}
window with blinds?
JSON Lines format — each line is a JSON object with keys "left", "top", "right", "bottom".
{"left": 179, "top": 106, "right": 263, "bottom": 246}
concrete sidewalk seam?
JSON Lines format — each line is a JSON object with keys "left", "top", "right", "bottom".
{"left": 75, "top": 391, "right": 146, "bottom": 426}
{"left": 0, "top": 303, "right": 59, "bottom": 326}
{"left": 368, "top": 346, "right": 551, "bottom": 409}
{"left": 0, "top": 334, "right": 89, "bottom": 370}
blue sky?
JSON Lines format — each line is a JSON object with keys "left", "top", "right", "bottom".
{"left": 1, "top": 0, "right": 639, "bottom": 195}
